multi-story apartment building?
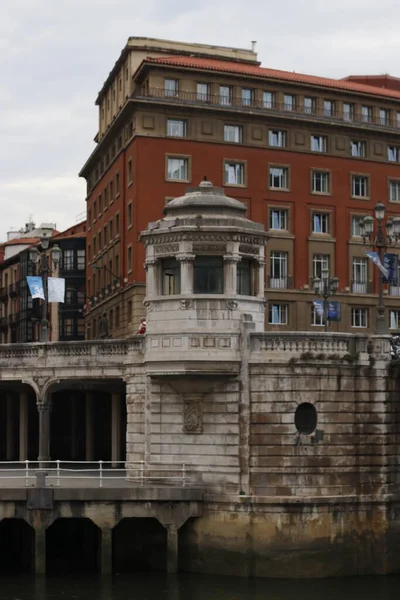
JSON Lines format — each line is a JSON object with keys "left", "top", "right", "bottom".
{"left": 80, "top": 37, "right": 400, "bottom": 337}
{"left": 0, "top": 221, "right": 86, "bottom": 343}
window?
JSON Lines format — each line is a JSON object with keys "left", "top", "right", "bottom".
{"left": 237, "top": 260, "right": 252, "bottom": 295}
{"left": 390, "top": 310, "right": 400, "bottom": 329}
{"left": 311, "top": 135, "right": 327, "bottom": 153}
{"left": 63, "top": 250, "right": 74, "bottom": 271}
{"left": 343, "top": 103, "right": 354, "bottom": 121}
{"left": 242, "top": 88, "right": 253, "bottom": 106}
{"left": 103, "top": 226, "right": 107, "bottom": 246}
{"left": 380, "top": 109, "right": 389, "bottom": 125}
{"left": 220, "top": 86, "right": 232, "bottom": 106}
{"left": 388, "top": 146, "right": 400, "bottom": 162}
{"left": 390, "top": 264, "right": 400, "bottom": 296}
{"left": 162, "top": 258, "right": 181, "bottom": 295}
{"left": 103, "top": 187, "right": 108, "bottom": 210}
{"left": 352, "top": 258, "right": 368, "bottom": 293}
{"left": 311, "top": 304, "right": 324, "bottom": 326}
{"left": 269, "top": 208, "right": 288, "bottom": 231}
{"left": 304, "top": 97, "right": 315, "bottom": 114}
{"left": 351, "top": 307, "right": 368, "bottom": 328}
{"left": 351, "top": 141, "right": 366, "bottom": 158}
{"left": 87, "top": 243, "right": 91, "bottom": 262}
{"left": 312, "top": 171, "right": 330, "bottom": 194}
{"left": 93, "top": 238, "right": 97, "bottom": 255}
{"left": 116, "top": 172, "right": 120, "bottom": 196}
{"left": 312, "top": 213, "right": 329, "bottom": 234}
{"left": 77, "top": 249, "right": 85, "bottom": 270}
{"left": 167, "top": 157, "right": 189, "bottom": 181}
{"left": 110, "top": 180, "right": 114, "bottom": 203}
{"left": 224, "top": 125, "right": 243, "bottom": 143}
{"left": 98, "top": 193, "right": 102, "bottom": 215}
{"left": 284, "top": 94, "right": 295, "bottom": 111}
{"left": 109, "top": 219, "right": 113, "bottom": 239}
{"left": 323, "top": 100, "right": 335, "bottom": 117}
{"left": 115, "top": 306, "right": 120, "bottom": 327}
{"left": 269, "top": 251, "right": 287, "bottom": 288}
{"left": 88, "top": 208, "right": 91, "bottom": 228}
{"left": 269, "top": 166, "right": 289, "bottom": 190}
{"left": 98, "top": 231, "right": 102, "bottom": 250}
{"left": 116, "top": 213, "right": 120, "bottom": 235}
{"left": 351, "top": 215, "right": 364, "bottom": 237}
{"left": 389, "top": 180, "right": 400, "bottom": 202}
{"left": 361, "top": 106, "right": 372, "bottom": 123}
{"left": 127, "top": 246, "right": 132, "bottom": 272}
{"left": 268, "top": 130, "right": 286, "bottom": 148}
{"left": 193, "top": 257, "right": 223, "bottom": 293}
{"left": 263, "top": 91, "right": 274, "bottom": 109}
{"left": 165, "top": 79, "right": 178, "bottom": 97}
{"left": 268, "top": 303, "right": 288, "bottom": 325}
{"left": 196, "top": 83, "right": 210, "bottom": 101}
{"left": 115, "top": 254, "right": 120, "bottom": 276}
{"left": 224, "top": 161, "right": 245, "bottom": 185}
{"left": 313, "top": 254, "right": 329, "bottom": 278}
{"left": 167, "top": 119, "right": 187, "bottom": 137}
{"left": 127, "top": 158, "right": 133, "bottom": 184}
{"left": 351, "top": 175, "right": 369, "bottom": 198}
{"left": 397, "top": 112, "right": 400, "bottom": 128}
{"left": 127, "top": 202, "right": 132, "bottom": 228}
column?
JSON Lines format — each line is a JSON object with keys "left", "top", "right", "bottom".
{"left": 35, "top": 527, "right": 46, "bottom": 575}
{"left": 70, "top": 395, "right": 78, "bottom": 460}
{"left": 166, "top": 523, "right": 178, "bottom": 574}
{"left": 38, "top": 401, "right": 51, "bottom": 464}
{"left": 85, "top": 392, "right": 94, "bottom": 461}
{"left": 111, "top": 393, "right": 121, "bottom": 468}
{"left": 177, "top": 255, "right": 195, "bottom": 295}
{"left": 223, "top": 255, "right": 240, "bottom": 296}
{"left": 19, "top": 392, "right": 28, "bottom": 461}
{"left": 6, "top": 394, "right": 14, "bottom": 461}
{"left": 100, "top": 528, "right": 112, "bottom": 574}
{"left": 145, "top": 259, "right": 159, "bottom": 298}
{"left": 257, "top": 258, "right": 266, "bottom": 298}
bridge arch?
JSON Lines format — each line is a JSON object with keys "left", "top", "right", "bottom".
{"left": 0, "top": 381, "right": 38, "bottom": 461}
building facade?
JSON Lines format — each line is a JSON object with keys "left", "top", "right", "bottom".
{"left": 80, "top": 37, "right": 400, "bottom": 338}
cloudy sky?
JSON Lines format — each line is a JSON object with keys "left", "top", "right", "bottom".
{"left": 1, "top": 0, "right": 399, "bottom": 241}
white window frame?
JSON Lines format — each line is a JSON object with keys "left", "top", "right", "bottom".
{"left": 263, "top": 91, "right": 274, "bottom": 109}
{"left": 269, "top": 166, "right": 289, "bottom": 190}
{"left": 323, "top": 100, "right": 334, "bottom": 117}
{"left": 312, "top": 171, "right": 329, "bottom": 194}
{"left": 224, "top": 125, "right": 243, "bottom": 143}
{"left": 390, "top": 264, "right": 400, "bottom": 296}
{"left": 361, "top": 105, "right": 372, "bottom": 123}
{"left": 389, "top": 309, "right": 400, "bottom": 329}
{"left": 196, "top": 83, "right": 210, "bottom": 101}
{"left": 224, "top": 162, "right": 245, "bottom": 186}
{"left": 311, "top": 135, "right": 327, "bottom": 153}
{"left": 284, "top": 94, "right": 295, "bottom": 111}
{"left": 167, "top": 157, "right": 189, "bottom": 181}
{"left": 268, "top": 303, "right": 288, "bottom": 325}
{"left": 351, "top": 141, "right": 366, "bottom": 158}
{"left": 242, "top": 88, "right": 253, "bottom": 106}
{"left": 343, "top": 103, "right": 354, "bottom": 121}
{"left": 311, "top": 304, "right": 324, "bottom": 326}
{"left": 380, "top": 108, "right": 389, "bottom": 125}
{"left": 352, "top": 258, "right": 368, "bottom": 293}
{"left": 220, "top": 86, "right": 232, "bottom": 106}
{"left": 351, "top": 307, "right": 368, "bottom": 328}
{"left": 389, "top": 180, "right": 400, "bottom": 202}
{"left": 270, "top": 251, "right": 288, "bottom": 288}
{"left": 351, "top": 215, "right": 364, "bottom": 237}
{"left": 312, "top": 213, "right": 329, "bottom": 234}
{"left": 351, "top": 175, "right": 368, "bottom": 198}
{"left": 268, "top": 130, "right": 286, "bottom": 148}
{"left": 312, "top": 254, "right": 330, "bottom": 279}
{"left": 304, "top": 97, "right": 315, "bottom": 114}
{"left": 167, "top": 119, "right": 187, "bottom": 137}
{"left": 164, "top": 79, "right": 178, "bottom": 97}
{"left": 269, "top": 208, "right": 288, "bottom": 231}
{"left": 388, "top": 146, "right": 400, "bottom": 162}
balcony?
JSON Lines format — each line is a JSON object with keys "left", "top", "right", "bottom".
{"left": 389, "top": 285, "right": 400, "bottom": 296}
{"left": 9, "top": 281, "right": 20, "bottom": 298}
{"left": 266, "top": 276, "right": 294, "bottom": 290}
{"left": 132, "top": 87, "right": 400, "bottom": 134}
{"left": 351, "top": 281, "right": 374, "bottom": 294}
{"left": 0, "top": 287, "right": 8, "bottom": 303}
{"left": 0, "top": 317, "right": 7, "bottom": 331}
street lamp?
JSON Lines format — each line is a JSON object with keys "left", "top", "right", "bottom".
{"left": 29, "top": 239, "right": 62, "bottom": 342}
{"left": 360, "top": 202, "right": 400, "bottom": 334}
{"left": 312, "top": 267, "right": 339, "bottom": 332}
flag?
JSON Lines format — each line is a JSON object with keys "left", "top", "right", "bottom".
{"left": 26, "top": 276, "right": 45, "bottom": 300}
{"left": 365, "top": 251, "right": 389, "bottom": 278}
{"left": 383, "top": 253, "right": 398, "bottom": 284}
{"left": 313, "top": 300, "right": 324, "bottom": 317}
{"left": 47, "top": 277, "right": 65, "bottom": 303}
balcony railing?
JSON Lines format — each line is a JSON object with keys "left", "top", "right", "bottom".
{"left": 266, "top": 275, "right": 294, "bottom": 289}
{"left": 8, "top": 281, "right": 20, "bottom": 298}
{"left": 351, "top": 281, "right": 374, "bottom": 294}
{"left": 389, "top": 285, "right": 400, "bottom": 296}
{"left": 133, "top": 87, "right": 400, "bottom": 133}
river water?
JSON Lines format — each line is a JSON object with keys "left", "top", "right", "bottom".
{"left": 0, "top": 573, "right": 400, "bottom": 600}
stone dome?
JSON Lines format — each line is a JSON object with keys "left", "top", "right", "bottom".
{"left": 163, "top": 180, "right": 247, "bottom": 218}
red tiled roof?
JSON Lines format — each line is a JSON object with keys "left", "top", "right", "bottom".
{"left": 4, "top": 237, "right": 39, "bottom": 246}
{"left": 143, "top": 55, "right": 400, "bottom": 101}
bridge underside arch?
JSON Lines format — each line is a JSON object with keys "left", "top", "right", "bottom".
{"left": 0, "top": 382, "right": 38, "bottom": 462}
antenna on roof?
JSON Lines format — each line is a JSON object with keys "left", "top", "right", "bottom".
{"left": 251, "top": 41, "right": 257, "bottom": 52}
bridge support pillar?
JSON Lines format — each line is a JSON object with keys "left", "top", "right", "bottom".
{"left": 38, "top": 400, "right": 51, "bottom": 464}
{"left": 166, "top": 523, "right": 178, "bottom": 573}
{"left": 85, "top": 392, "right": 94, "bottom": 461}
{"left": 100, "top": 527, "right": 112, "bottom": 574}
{"left": 6, "top": 394, "right": 15, "bottom": 460}
{"left": 34, "top": 527, "right": 46, "bottom": 575}
{"left": 111, "top": 393, "right": 121, "bottom": 468}
{"left": 19, "top": 392, "right": 28, "bottom": 461}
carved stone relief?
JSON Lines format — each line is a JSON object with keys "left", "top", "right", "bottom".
{"left": 183, "top": 395, "right": 203, "bottom": 433}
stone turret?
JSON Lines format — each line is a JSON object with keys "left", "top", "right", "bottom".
{"left": 140, "top": 181, "right": 268, "bottom": 344}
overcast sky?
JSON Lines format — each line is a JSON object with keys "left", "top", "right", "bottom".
{"left": 1, "top": 0, "right": 399, "bottom": 241}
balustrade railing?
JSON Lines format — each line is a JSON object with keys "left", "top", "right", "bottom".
{"left": 252, "top": 331, "right": 368, "bottom": 354}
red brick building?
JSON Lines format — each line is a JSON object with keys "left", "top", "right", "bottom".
{"left": 80, "top": 37, "right": 400, "bottom": 337}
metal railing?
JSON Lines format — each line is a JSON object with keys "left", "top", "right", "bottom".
{"left": 0, "top": 460, "right": 189, "bottom": 488}
{"left": 266, "top": 275, "right": 293, "bottom": 289}
{"left": 133, "top": 87, "right": 400, "bottom": 133}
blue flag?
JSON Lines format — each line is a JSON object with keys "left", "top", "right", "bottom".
{"left": 26, "top": 276, "right": 45, "bottom": 300}
{"left": 383, "top": 253, "right": 398, "bottom": 284}
{"left": 365, "top": 251, "right": 389, "bottom": 278}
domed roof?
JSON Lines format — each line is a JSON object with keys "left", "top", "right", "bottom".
{"left": 163, "top": 180, "right": 247, "bottom": 217}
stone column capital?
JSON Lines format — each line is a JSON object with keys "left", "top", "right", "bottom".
{"left": 223, "top": 254, "right": 241, "bottom": 264}
{"left": 176, "top": 253, "right": 196, "bottom": 263}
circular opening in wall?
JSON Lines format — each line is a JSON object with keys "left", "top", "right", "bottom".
{"left": 294, "top": 402, "right": 317, "bottom": 435}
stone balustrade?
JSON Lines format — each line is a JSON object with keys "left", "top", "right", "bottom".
{"left": 251, "top": 332, "right": 370, "bottom": 356}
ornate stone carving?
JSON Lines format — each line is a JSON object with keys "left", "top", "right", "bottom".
{"left": 193, "top": 243, "right": 226, "bottom": 253}
{"left": 143, "top": 301, "right": 155, "bottom": 312}
{"left": 226, "top": 300, "right": 238, "bottom": 310}
{"left": 183, "top": 396, "right": 203, "bottom": 433}
{"left": 176, "top": 253, "right": 195, "bottom": 263}
{"left": 179, "top": 299, "right": 193, "bottom": 310}
{"left": 223, "top": 254, "right": 241, "bottom": 264}
{"left": 239, "top": 244, "right": 259, "bottom": 255}
{"left": 154, "top": 244, "right": 180, "bottom": 255}
{"left": 147, "top": 233, "right": 266, "bottom": 246}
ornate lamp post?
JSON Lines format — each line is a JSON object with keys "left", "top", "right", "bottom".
{"left": 360, "top": 202, "right": 400, "bottom": 334}
{"left": 29, "top": 234, "right": 62, "bottom": 343}
{"left": 312, "top": 267, "right": 339, "bottom": 332}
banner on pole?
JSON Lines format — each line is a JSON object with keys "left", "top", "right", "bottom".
{"left": 327, "top": 301, "right": 341, "bottom": 321}
{"left": 26, "top": 276, "right": 45, "bottom": 300}
{"left": 47, "top": 277, "right": 65, "bottom": 303}
{"left": 313, "top": 300, "right": 324, "bottom": 317}
{"left": 383, "top": 253, "right": 398, "bottom": 284}
{"left": 365, "top": 250, "right": 389, "bottom": 279}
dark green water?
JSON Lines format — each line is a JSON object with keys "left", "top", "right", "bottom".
{"left": 0, "top": 573, "right": 400, "bottom": 600}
